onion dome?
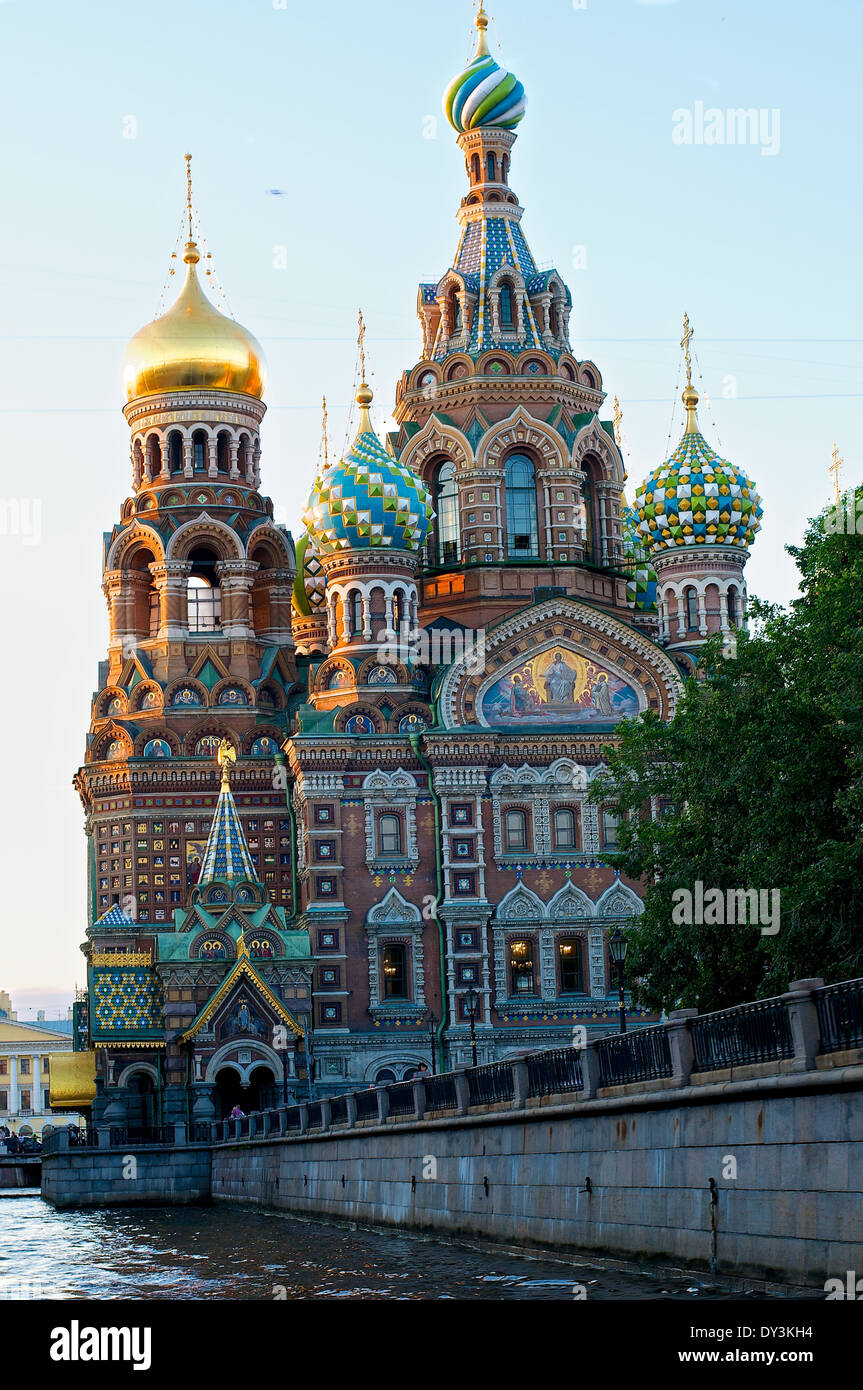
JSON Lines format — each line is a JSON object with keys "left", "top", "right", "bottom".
{"left": 292, "top": 532, "right": 327, "bottom": 616}
{"left": 443, "top": 4, "right": 526, "bottom": 133}
{"left": 123, "top": 239, "right": 266, "bottom": 402}
{"left": 622, "top": 502, "right": 658, "bottom": 612}
{"left": 634, "top": 387, "right": 763, "bottom": 554}
{"left": 302, "top": 382, "right": 434, "bottom": 556}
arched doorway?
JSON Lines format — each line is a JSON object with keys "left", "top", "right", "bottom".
{"left": 214, "top": 1064, "right": 278, "bottom": 1118}
{"left": 126, "top": 1072, "right": 156, "bottom": 1129}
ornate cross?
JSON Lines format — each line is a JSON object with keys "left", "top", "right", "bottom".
{"left": 681, "top": 312, "right": 693, "bottom": 388}
{"left": 830, "top": 440, "right": 844, "bottom": 505}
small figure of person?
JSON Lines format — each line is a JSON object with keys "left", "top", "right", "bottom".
{"left": 230, "top": 1105, "right": 245, "bottom": 1120}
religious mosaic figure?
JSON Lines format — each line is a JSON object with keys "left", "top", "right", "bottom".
{"left": 544, "top": 651, "right": 578, "bottom": 704}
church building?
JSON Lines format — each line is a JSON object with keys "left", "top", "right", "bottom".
{"left": 69, "top": 5, "right": 762, "bottom": 1123}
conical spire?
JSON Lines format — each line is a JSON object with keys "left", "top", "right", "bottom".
{"left": 198, "top": 740, "right": 257, "bottom": 884}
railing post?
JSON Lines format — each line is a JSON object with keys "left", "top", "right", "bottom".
{"left": 276, "top": 1106, "right": 287, "bottom": 1136}
{"left": 232, "top": 1118, "right": 242, "bottom": 1140}
{"left": 411, "top": 1080, "right": 426, "bottom": 1121}
{"left": 346, "top": 1094, "right": 358, "bottom": 1130}
{"left": 667, "top": 1009, "right": 698, "bottom": 1086}
{"left": 580, "top": 1041, "right": 601, "bottom": 1100}
{"left": 97, "top": 1127, "right": 112, "bottom": 1149}
{"left": 55, "top": 1128, "right": 70, "bottom": 1152}
{"left": 320, "top": 1099, "right": 332, "bottom": 1131}
{"left": 174, "top": 1121, "right": 187, "bottom": 1147}
{"left": 298, "top": 1103, "right": 309, "bottom": 1135}
{"left": 784, "top": 978, "right": 824, "bottom": 1072}
{"left": 453, "top": 1064, "right": 471, "bottom": 1115}
{"left": 376, "top": 1084, "right": 390, "bottom": 1125}
{"left": 510, "top": 1058, "right": 529, "bottom": 1110}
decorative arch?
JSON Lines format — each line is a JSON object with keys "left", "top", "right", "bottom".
{"left": 205, "top": 1040, "right": 285, "bottom": 1087}
{"left": 547, "top": 882, "right": 595, "bottom": 920}
{"left": 495, "top": 882, "right": 546, "bottom": 923}
{"left": 128, "top": 681, "right": 163, "bottom": 714}
{"left": 92, "top": 724, "right": 133, "bottom": 762}
{"left": 365, "top": 885, "right": 423, "bottom": 926}
{"left": 334, "top": 704, "right": 385, "bottom": 735}
{"left": 166, "top": 513, "right": 245, "bottom": 561}
{"left": 106, "top": 522, "right": 166, "bottom": 572}
{"left": 132, "top": 728, "right": 181, "bottom": 757}
{"left": 595, "top": 878, "right": 644, "bottom": 919}
{"left": 399, "top": 415, "right": 473, "bottom": 482}
{"left": 164, "top": 678, "right": 208, "bottom": 709}
{"left": 476, "top": 406, "right": 566, "bottom": 475}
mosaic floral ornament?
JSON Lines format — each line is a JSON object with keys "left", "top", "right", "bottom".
{"left": 634, "top": 419, "right": 763, "bottom": 554}
{"left": 303, "top": 400, "right": 433, "bottom": 556}
{"left": 292, "top": 532, "right": 327, "bottom": 616}
{"left": 444, "top": 6, "right": 526, "bottom": 132}
{"left": 621, "top": 503, "right": 658, "bottom": 613}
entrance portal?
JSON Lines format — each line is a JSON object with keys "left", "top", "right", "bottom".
{"left": 214, "top": 1065, "right": 278, "bottom": 1118}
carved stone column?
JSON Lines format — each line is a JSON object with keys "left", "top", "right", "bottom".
{"left": 216, "top": 560, "right": 258, "bottom": 639}
{"left": 150, "top": 560, "right": 192, "bottom": 640}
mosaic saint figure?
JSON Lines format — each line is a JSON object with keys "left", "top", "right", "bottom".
{"left": 544, "top": 651, "right": 578, "bottom": 704}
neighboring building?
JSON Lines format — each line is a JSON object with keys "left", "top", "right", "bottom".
{"left": 73, "top": 5, "right": 762, "bottom": 1118}
{"left": 0, "top": 1020, "right": 82, "bottom": 1136}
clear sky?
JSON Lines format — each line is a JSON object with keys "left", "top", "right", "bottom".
{"left": 0, "top": 0, "right": 860, "bottom": 1008}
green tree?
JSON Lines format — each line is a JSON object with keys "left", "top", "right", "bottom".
{"left": 592, "top": 494, "right": 863, "bottom": 1013}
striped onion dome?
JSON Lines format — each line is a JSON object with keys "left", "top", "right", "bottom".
{"left": 443, "top": 6, "right": 526, "bottom": 133}
{"left": 292, "top": 532, "right": 327, "bottom": 616}
{"left": 634, "top": 388, "right": 763, "bottom": 555}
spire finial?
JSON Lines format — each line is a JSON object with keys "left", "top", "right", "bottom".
{"left": 321, "top": 394, "right": 329, "bottom": 470}
{"left": 216, "top": 738, "right": 236, "bottom": 790}
{"left": 182, "top": 153, "right": 200, "bottom": 266}
{"left": 680, "top": 311, "right": 699, "bottom": 433}
{"left": 612, "top": 396, "right": 623, "bottom": 447}
{"left": 355, "top": 308, "right": 374, "bottom": 426}
{"left": 475, "top": 2, "right": 490, "bottom": 56}
{"left": 830, "top": 440, "right": 844, "bottom": 506}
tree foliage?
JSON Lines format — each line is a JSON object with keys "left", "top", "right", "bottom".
{"left": 592, "top": 497, "right": 863, "bottom": 1012}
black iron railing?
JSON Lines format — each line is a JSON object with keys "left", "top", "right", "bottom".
{"left": 330, "top": 1095, "right": 349, "bottom": 1125}
{"left": 815, "top": 979, "right": 863, "bottom": 1053}
{"left": 423, "top": 1073, "right": 459, "bottom": 1113}
{"left": 284, "top": 1106, "right": 302, "bottom": 1131}
{"left": 386, "top": 1082, "right": 416, "bottom": 1117}
{"left": 192, "top": 1122, "right": 212, "bottom": 1144}
{"left": 595, "top": 1027, "right": 673, "bottom": 1087}
{"left": 467, "top": 1061, "right": 515, "bottom": 1107}
{"left": 110, "top": 1125, "right": 174, "bottom": 1147}
{"left": 306, "top": 1102, "right": 323, "bottom": 1129}
{"left": 354, "top": 1089, "right": 380, "bottom": 1121}
{"left": 691, "top": 998, "right": 793, "bottom": 1071}
{"left": 527, "top": 1047, "right": 583, "bottom": 1099}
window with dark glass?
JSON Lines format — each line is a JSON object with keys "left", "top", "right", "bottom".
{"left": 504, "top": 808, "right": 528, "bottom": 852}
{"left": 192, "top": 429, "right": 207, "bottom": 473}
{"left": 727, "top": 586, "right": 739, "bottom": 626}
{"left": 434, "top": 460, "right": 460, "bottom": 565}
{"left": 558, "top": 939, "right": 584, "bottom": 994}
{"left": 686, "top": 586, "right": 698, "bottom": 630}
{"left": 553, "top": 807, "right": 578, "bottom": 849}
{"left": 500, "top": 281, "right": 514, "bottom": 327}
{"left": 602, "top": 809, "right": 620, "bottom": 849}
{"left": 505, "top": 454, "right": 539, "bottom": 557}
{"left": 378, "top": 813, "right": 403, "bottom": 856}
{"left": 382, "top": 943, "right": 408, "bottom": 1000}
{"left": 509, "top": 938, "right": 535, "bottom": 994}
{"left": 351, "top": 590, "right": 364, "bottom": 636}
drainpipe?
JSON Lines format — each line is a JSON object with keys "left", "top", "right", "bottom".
{"left": 274, "top": 751, "right": 299, "bottom": 922}
{"left": 410, "top": 733, "right": 448, "bottom": 1074}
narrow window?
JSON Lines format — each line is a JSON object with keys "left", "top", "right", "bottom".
{"left": 554, "top": 808, "right": 578, "bottom": 849}
{"left": 686, "top": 586, "right": 698, "bottom": 630}
{"left": 434, "top": 461, "right": 460, "bottom": 565}
{"left": 505, "top": 808, "right": 528, "bottom": 852}
{"left": 558, "top": 939, "right": 584, "bottom": 994}
{"left": 378, "top": 813, "right": 403, "bottom": 856}
{"left": 509, "top": 939, "right": 535, "bottom": 995}
{"left": 500, "top": 282, "right": 514, "bottom": 327}
{"left": 505, "top": 454, "right": 539, "bottom": 558}
{"left": 382, "top": 943, "right": 408, "bottom": 1000}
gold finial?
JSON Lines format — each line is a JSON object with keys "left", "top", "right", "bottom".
{"left": 183, "top": 153, "right": 200, "bottom": 265}
{"left": 356, "top": 309, "right": 374, "bottom": 425}
{"left": 475, "top": 2, "right": 490, "bottom": 56}
{"left": 216, "top": 738, "right": 236, "bottom": 789}
{"left": 612, "top": 396, "right": 623, "bottom": 447}
{"left": 680, "top": 311, "right": 699, "bottom": 433}
{"left": 237, "top": 935, "right": 249, "bottom": 960}
{"left": 830, "top": 441, "right": 844, "bottom": 506}
{"left": 321, "top": 394, "right": 330, "bottom": 469}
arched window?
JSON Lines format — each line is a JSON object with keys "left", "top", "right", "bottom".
{"left": 393, "top": 589, "right": 404, "bottom": 632}
{"left": 187, "top": 546, "right": 222, "bottom": 633}
{"left": 501, "top": 153, "right": 509, "bottom": 183}
{"left": 486, "top": 151, "right": 496, "bottom": 181}
{"left": 470, "top": 153, "right": 480, "bottom": 184}
{"left": 686, "top": 586, "right": 698, "bottom": 630}
{"left": 727, "top": 586, "right": 739, "bottom": 627}
{"left": 375, "top": 1067, "right": 397, "bottom": 1083}
{"left": 499, "top": 281, "right": 514, "bottom": 328}
{"left": 505, "top": 808, "right": 529, "bottom": 852}
{"left": 558, "top": 939, "right": 584, "bottom": 994}
{"left": 451, "top": 292, "right": 462, "bottom": 332}
{"left": 238, "top": 435, "right": 249, "bottom": 479}
{"left": 381, "top": 943, "right": 408, "bottom": 1000}
{"left": 509, "top": 938, "right": 535, "bottom": 995}
{"left": 553, "top": 808, "right": 578, "bottom": 850}
{"left": 168, "top": 431, "right": 184, "bottom": 473}
{"left": 378, "top": 813, "right": 403, "bottom": 856}
{"left": 192, "top": 430, "right": 208, "bottom": 473}
{"left": 434, "top": 460, "right": 460, "bottom": 565}
{"left": 351, "top": 590, "right": 364, "bottom": 637}
{"left": 216, "top": 431, "right": 231, "bottom": 474}
{"left": 146, "top": 436, "right": 161, "bottom": 481}
{"left": 505, "top": 454, "right": 539, "bottom": 558}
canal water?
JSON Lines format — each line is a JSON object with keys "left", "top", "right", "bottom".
{"left": 0, "top": 1195, "right": 809, "bottom": 1300}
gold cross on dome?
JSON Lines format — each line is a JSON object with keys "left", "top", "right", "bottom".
{"left": 612, "top": 396, "right": 623, "bottom": 447}
{"left": 357, "top": 308, "right": 367, "bottom": 383}
{"left": 830, "top": 441, "right": 844, "bottom": 505}
{"left": 184, "top": 153, "right": 193, "bottom": 239}
{"left": 681, "top": 312, "right": 694, "bottom": 389}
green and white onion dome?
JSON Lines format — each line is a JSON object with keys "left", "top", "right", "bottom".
{"left": 292, "top": 532, "right": 327, "bottom": 616}
{"left": 443, "top": 5, "right": 526, "bottom": 133}
{"left": 634, "top": 388, "right": 763, "bottom": 554}
{"left": 302, "top": 384, "right": 434, "bottom": 556}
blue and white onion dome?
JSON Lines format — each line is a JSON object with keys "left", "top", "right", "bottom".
{"left": 443, "top": 5, "right": 526, "bottom": 133}
{"left": 302, "top": 382, "right": 434, "bottom": 555}
{"left": 634, "top": 387, "right": 763, "bottom": 554}
{"left": 621, "top": 501, "right": 658, "bottom": 613}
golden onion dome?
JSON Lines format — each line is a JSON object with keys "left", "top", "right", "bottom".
{"left": 123, "top": 241, "right": 266, "bottom": 402}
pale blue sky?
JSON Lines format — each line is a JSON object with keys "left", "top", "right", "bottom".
{"left": 0, "top": 0, "right": 860, "bottom": 1005}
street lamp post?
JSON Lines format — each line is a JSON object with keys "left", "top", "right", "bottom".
{"left": 464, "top": 987, "right": 479, "bottom": 1067}
{"left": 609, "top": 927, "right": 629, "bottom": 1035}
{"left": 427, "top": 1010, "right": 438, "bottom": 1075}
